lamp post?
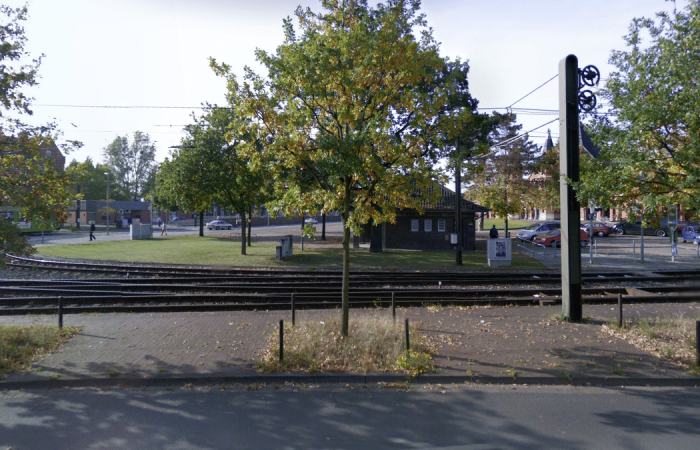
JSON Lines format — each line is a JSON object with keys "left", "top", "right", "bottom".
{"left": 104, "top": 172, "right": 110, "bottom": 235}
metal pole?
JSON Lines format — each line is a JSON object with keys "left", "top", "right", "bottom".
{"left": 696, "top": 320, "right": 699, "bottom": 367}
{"left": 279, "top": 320, "right": 284, "bottom": 361}
{"left": 291, "top": 293, "right": 296, "bottom": 326}
{"left": 405, "top": 318, "right": 410, "bottom": 352}
{"left": 455, "top": 137, "right": 462, "bottom": 266}
{"left": 58, "top": 296, "right": 63, "bottom": 329}
{"left": 104, "top": 172, "right": 110, "bottom": 236}
{"left": 617, "top": 293, "right": 623, "bottom": 328}
{"left": 559, "top": 54, "right": 582, "bottom": 321}
{"left": 671, "top": 229, "right": 676, "bottom": 263}
{"left": 640, "top": 218, "right": 645, "bottom": 263}
{"left": 589, "top": 203, "right": 594, "bottom": 264}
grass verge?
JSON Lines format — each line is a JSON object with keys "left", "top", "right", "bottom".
{"left": 603, "top": 314, "right": 700, "bottom": 374}
{"left": 0, "top": 324, "right": 82, "bottom": 377}
{"left": 35, "top": 235, "right": 547, "bottom": 270}
{"left": 256, "top": 314, "right": 437, "bottom": 376}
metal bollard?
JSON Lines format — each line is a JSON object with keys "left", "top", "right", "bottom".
{"left": 58, "top": 296, "right": 63, "bottom": 329}
{"left": 279, "top": 320, "right": 284, "bottom": 361}
{"left": 617, "top": 293, "right": 623, "bottom": 328}
{"left": 405, "top": 318, "right": 410, "bottom": 352}
{"left": 392, "top": 292, "right": 396, "bottom": 321}
{"left": 696, "top": 321, "right": 699, "bottom": 367}
{"left": 291, "top": 293, "right": 296, "bottom": 327}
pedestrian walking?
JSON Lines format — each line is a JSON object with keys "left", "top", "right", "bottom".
{"left": 89, "top": 222, "right": 96, "bottom": 241}
{"left": 161, "top": 221, "right": 167, "bottom": 236}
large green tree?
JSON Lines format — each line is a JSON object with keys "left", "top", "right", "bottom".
{"left": 156, "top": 106, "right": 268, "bottom": 253}
{"left": 66, "top": 157, "right": 111, "bottom": 201}
{"left": 215, "top": 0, "right": 478, "bottom": 335}
{"left": 466, "top": 113, "right": 538, "bottom": 235}
{"left": 580, "top": 1, "right": 700, "bottom": 219}
{"left": 0, "top": 4, "right": 79, "bottom": 262}
{"left": 103, "top": 131, "right": 157, "bottom": 201}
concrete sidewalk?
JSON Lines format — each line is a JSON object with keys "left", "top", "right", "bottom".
{"left": 2, "top": 303, "right": 698, "bottom": 390}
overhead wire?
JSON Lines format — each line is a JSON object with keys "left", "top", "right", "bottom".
{"left": 506, "top": 74, "right": 558, "bottom": 109}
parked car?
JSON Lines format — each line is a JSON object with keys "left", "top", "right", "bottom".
{"left": 305, "top": 217, "right": 318, "bottom": 224}
{"left": 169, "top": 217, "right": 184, "bottom": 222}
{"left": 533, "top": 228, "right": 589, "bottom": 247}
{"left": 516, "top": 222, "right": 560, "bottom": 241}
{"left": 613, "top": 219, "right": 682, "bottom": 237}
{"left": 206, "top": 220, "right": 233, "bottom": 230}
{"left": 681, "top": 223, "right": 700, "bottom": 244}
{"left": 580, "top": 222, "right": 611, "bottom": 237}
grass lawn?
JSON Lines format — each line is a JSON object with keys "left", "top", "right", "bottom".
{"left": 482, "top": 218, "right": 531, "bottom": 231}
{"left": 0, "top": 325, "right": 81, "bottom": 378}
{"left": 35, "top": 235, "right": 548, "bottom": 271}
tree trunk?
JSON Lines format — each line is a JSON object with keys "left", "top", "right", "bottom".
{"left": 321, "top": 213, "right": 326, "bottom": 241}
{"left": 341, "top": 184, "right": 351, "bottom": 337}
{"left": 247, "top": 205, "right": 252, "bottom": 247}
{"left": 199, "top": 211, "right": 204, "bottom": 237}
{"left": 240, "top": 212, "right": 247, "bottom": 255}
{"left": 369, "top": 218, "right": 382, "bottom": 253}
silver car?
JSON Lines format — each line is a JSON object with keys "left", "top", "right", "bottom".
{"left": 516, "top": 222, "right": 560, "bottom": 241}
{"left": 206, "top": 220, "right": 233, "bottom": 230}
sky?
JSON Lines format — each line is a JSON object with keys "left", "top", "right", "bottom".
{"left": 4, "top": 0, "right": 689, "bottom": 166}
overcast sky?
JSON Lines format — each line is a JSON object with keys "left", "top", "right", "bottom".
{"left": 4, "top": 0, "right": 688, "bottom": 166}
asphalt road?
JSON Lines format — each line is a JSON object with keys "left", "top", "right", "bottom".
{"left": 1, "top": 384, "right": 698, "bottom": 449}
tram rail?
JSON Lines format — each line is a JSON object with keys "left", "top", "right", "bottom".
{"left": 2, "top": 255, "right": 699, "bottom": 315}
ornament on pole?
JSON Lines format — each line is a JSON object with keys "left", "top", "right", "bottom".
{"left": 577, "top": 65, "right": 600, "bottom": 113}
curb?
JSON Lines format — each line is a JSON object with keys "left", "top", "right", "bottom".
{"left": 2, "top": 373, "right": 698, "bottom": 391}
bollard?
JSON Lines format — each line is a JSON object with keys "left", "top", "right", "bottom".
{"left": 392, "top": 292, "right": 396, "bottom": 321}
{"left": 617, "top": 294, "right": 623, "bottom": 328}
{"left": 279, "top": 320, "right": 284, "bottom": 361}
{"left": 405, "top": 318, "right": 410, "bottom": 352}
{"left": 291, "top": 293, "right": 296, "bottom": 327}
{"left": 58, "top": 296, "right": 63, "bottom": 329}
{"left": 696, "top": 321, "right": 699, "bottom": 367}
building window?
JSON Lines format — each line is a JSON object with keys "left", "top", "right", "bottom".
{"left": 424, "top": 219, "right": 432, "bottom": 232}
{"left": 411, "top": 219, "right": 419, "bottom": 232}
{"left": 438, "top": 219, "right": 445, "bottom": 232}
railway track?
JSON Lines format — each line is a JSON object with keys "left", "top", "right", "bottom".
{"left": 2, "top": 255, "right": 699, "bottom": 315}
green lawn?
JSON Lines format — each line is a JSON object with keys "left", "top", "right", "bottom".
{"left": 482, "top": 218, "right": 531, "bottom": 231}
{"left": 35, "top": 235, "right": 548, "bottom": 271}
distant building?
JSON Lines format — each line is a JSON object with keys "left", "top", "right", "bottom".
{"left": 66, "top": 200, "right": 151, "bottom": 227}
{"left": 362, "top": 184, "right": 489, "bottom": 251}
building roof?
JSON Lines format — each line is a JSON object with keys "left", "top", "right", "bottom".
{"left": 580, "top": 125, "right": 601, "bottom": 159}
{"left": 69, "top": 200, "right": 151, "bottom": 211}
{"left": 411, "top": 184, "right": 489, "bottom": 213}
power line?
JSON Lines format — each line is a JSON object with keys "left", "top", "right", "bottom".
{"left": 491, "top": 118, "right": 558, "bottom": 149}
{"left": 33, "top": 104, "right": 227, "bottom": 110}
{"left": 507, "top": 74, "right": 558, "bottom": 109}
{"left": 35, "top": 105, "right": 200, "bottom": 109}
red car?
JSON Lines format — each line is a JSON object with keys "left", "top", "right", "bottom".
{"left": 581, "top": 222, "right": 611, "bottom": 237}
{"left": 533, "top": 228, "right": 589, "bottom": 247}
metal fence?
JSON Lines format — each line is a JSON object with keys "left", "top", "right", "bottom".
{"left": 515, "top": 236, "right": 700, "bottom": 262}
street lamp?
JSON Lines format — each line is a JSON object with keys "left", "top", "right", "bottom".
{"left": 104, "top": 172, "right": 110, "bottom": 236}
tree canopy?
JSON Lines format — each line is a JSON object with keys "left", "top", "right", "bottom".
{"left": 66, "top": 157, "right": 111, "bottom": 201}
{"left": 213, "top": 0, "right": 482, "bottom": 335}
{"left": 0, "top": 5, "right": 79, "bottom": 262}
{"left": 581, "top": 1, "right": 700, "bottom": 219}
{"left": 466, "top": 113, "right": 538, "bottom": 234}
{"left": 103, "top": 131, "right": 157, "bottom": 202}
{"left": 157, "top": 106, "right": 268, "bottom": 253}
